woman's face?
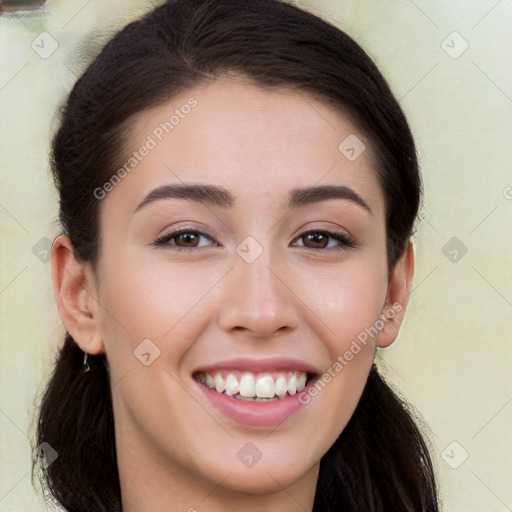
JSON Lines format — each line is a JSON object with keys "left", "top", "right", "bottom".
{"left": 90, "top": 77, "right": 393, "bottom": 499}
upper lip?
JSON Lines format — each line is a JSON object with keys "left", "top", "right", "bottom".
{"left": 192, "top": 357, "right": 321, "bottom": 376}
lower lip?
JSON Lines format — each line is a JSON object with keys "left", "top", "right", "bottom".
{"left": 195, "top": 378, "right": 316, "bottom": 427}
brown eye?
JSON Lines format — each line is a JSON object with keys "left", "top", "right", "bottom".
{"left": 302, "top": 232, "right": 329, "bottom": 249}
{"left": 295, "top": 230, "right": 356, "bottom": 250}
{"left": 154, "top": 229, "right": 215, "bottom": 252}
{"left": 175, "top": 232, "right": 201, "bottom": 247}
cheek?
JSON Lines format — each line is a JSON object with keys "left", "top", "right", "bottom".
{"left": 96, "top": 252, "right": 223, "bottom": 375}
{"left": 290, "top": 256, "right": 387, "bottom": 442}
{"left": 295, "top": 255, "right": 388, "bottom": 350}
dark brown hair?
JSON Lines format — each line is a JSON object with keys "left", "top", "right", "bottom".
{"left": 33, "top": 0, "right": 438, "bottom": 510}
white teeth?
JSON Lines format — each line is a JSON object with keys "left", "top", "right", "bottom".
{"left": 214, "top": 374, "right": 225, "bottom": 393}
{"left": 239, "top": 372, "right": 256, "bottom": 397}
{"left": 235, "top": 395, "right": 278, "bottom": 402}
{"left": 287, "top": 375, "right": 297, "bottom": 395}
{"left": 225, "top": 373, "right": 239, "bottom": 396}
{"left": 198, "top": 370, "right": 309, "bottom": 400}
{"left": 256, "top": 373, "right": 275, "bottom": 398}
{"left": 297, "top": 373, "right": 307, "bottom": 392}
{"left": 205, "top": 374, "right": 215, "bottom": 389}
{"left": 274, "top": 376, "right": 288, "bottom": 397}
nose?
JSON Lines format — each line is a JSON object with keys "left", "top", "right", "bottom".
{"left": 217, "top": 247, "right": 301, "bottom": 339}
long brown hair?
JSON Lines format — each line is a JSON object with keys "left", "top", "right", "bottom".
{"left": 33, "top": 0, "right": 438, "bottom": 510}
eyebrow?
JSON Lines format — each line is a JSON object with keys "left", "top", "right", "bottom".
{"left": 134, "top": 183, "right": 372, "bottom": 215}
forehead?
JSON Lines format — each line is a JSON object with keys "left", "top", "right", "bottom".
{"left": 109, "top": 76, "right": 385, "bottom": 219}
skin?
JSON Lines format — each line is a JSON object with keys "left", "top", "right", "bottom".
{"left": 52, "top": 76, "right": 414, "bottom": 512}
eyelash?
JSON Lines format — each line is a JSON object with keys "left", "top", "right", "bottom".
{"left": 153, "top": 227, "right": 357, "bottom": 253}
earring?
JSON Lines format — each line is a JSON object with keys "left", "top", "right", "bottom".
{"left": 83, "top": 352, "right": 91, "bottom": 373}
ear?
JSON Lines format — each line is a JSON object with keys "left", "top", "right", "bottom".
{"left": 375, "top": 240, "right": 415, "bottom": 348}
{"left": 51, "top": 234, "right": 104, "bottom": 355}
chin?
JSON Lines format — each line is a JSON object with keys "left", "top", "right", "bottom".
{"left": 195, "top": 449, "right": 319, "bottom": 496}
{"left": 219, "top": 466, "right": 310, "bottom": 495}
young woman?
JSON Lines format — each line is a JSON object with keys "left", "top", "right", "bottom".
{"left": 33, "top": 0, "right": 439, "bottom": 510}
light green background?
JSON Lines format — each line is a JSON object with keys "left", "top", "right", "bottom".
{"left": 1, "top": 1, "right": 511, "bottom": 510}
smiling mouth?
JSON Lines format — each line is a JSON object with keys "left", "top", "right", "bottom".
{"left": 194, "top": 370, "right": 311, "bottom": 402}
